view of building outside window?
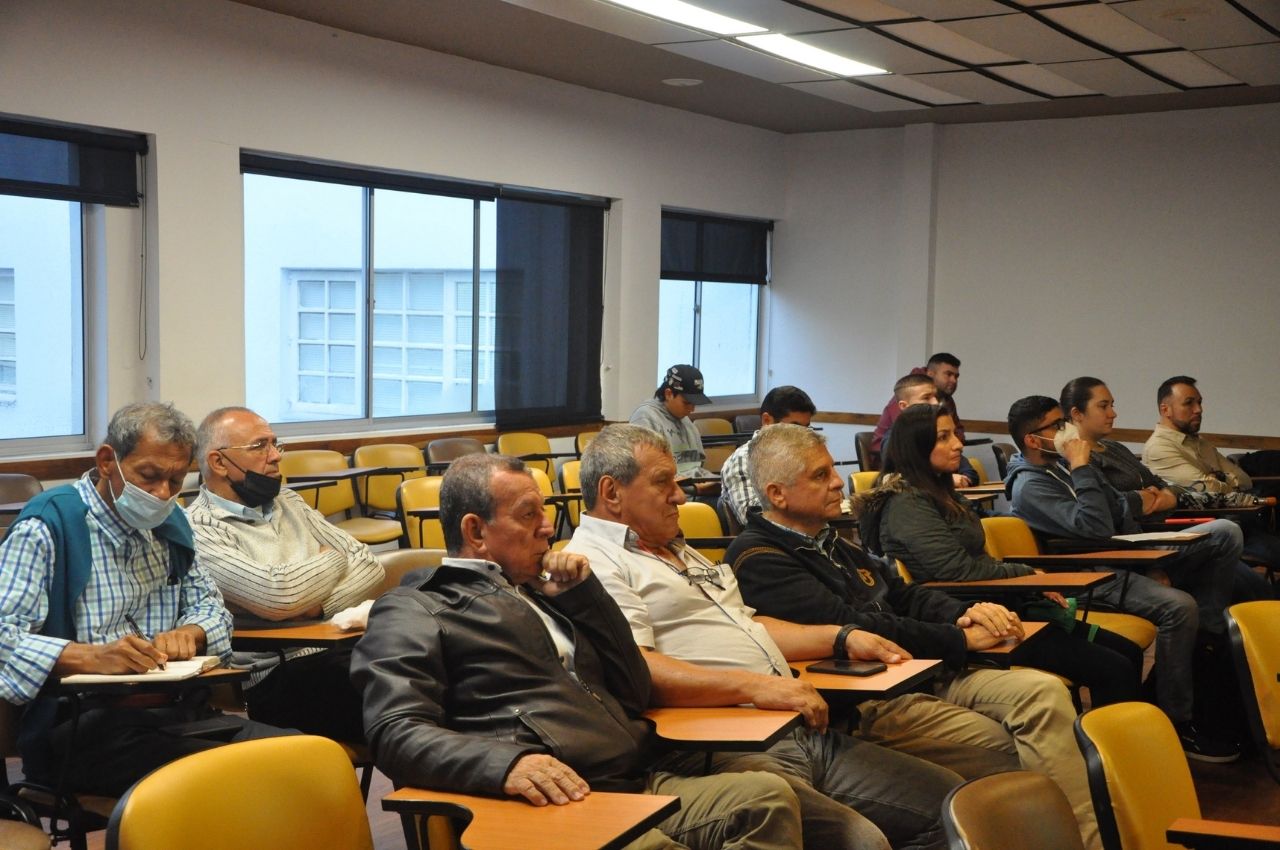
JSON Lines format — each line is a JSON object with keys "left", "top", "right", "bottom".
{"left": 0, "top": 195, "right": 85, "bottom": 442}
{"left": 243, "top": 175, "right": 496, "bottom": 424}
{"left": 656, "top": 278, "right": 759, "bottom": 397}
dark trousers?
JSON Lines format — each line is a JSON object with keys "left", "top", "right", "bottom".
{"left": 1010, "top": 620, "right": 1143, "bottom": 707}
{"left": 245, "top": 647, "right": 365, "bottom": 743}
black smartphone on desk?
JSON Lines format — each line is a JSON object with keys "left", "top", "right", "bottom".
{"left": 806, "top": 659, "right": 888, "bottom": 677}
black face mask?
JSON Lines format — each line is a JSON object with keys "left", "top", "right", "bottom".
{"left": 219, "top": 452, "right": 282, "bottom": 508}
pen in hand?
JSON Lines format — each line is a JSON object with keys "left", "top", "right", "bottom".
{"left": 123, "top": 613, "right": 165, "bottom": 671}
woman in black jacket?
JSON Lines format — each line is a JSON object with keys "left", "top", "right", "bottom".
{"left": 855, "top": 403, "right": 1143, "bottom": 707}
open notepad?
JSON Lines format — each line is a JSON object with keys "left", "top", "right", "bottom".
{"left": 1111, "top": 531, "right": 1207, "bottom": 543}
{"left": 60, "top": 655, "right": 221, "bottom": 685}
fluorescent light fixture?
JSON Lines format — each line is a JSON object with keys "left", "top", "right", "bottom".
{"left": 737, "top": 33, "right": 887, "bottom": 77}
{"left": 604, "top": 0, "right": 766, "bottom": 36}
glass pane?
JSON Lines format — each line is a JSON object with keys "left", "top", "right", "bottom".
{"left": 298, "top": 343, "right": 324, "bottom": 372}
{"left": 480, "top": 280, "right": 496, "bottom": 314}
{"left": 375, "top": 274, "right": 403, "bottom": 310}
{"left": 373, "top": 189, "right": 475, "bottom": 418}
{"left": 455, "top": 349, "right": 472, "bottom": 380}
{"left": 329, "top": 344, "right": 355, "bottom": 374}
{"left": 476, "top": 201, "right": 496, "bottom": 412}
{"left": 656, "top": 279, "right": 696, "bottom": 383}
{"left": 329, "top": 280, "right": 356, "bottom": 309}
{"left": 455, "top": 316, "right": 472, "bottom": 345}
{"left": 372, "top": 379, "right": 402, "bottom": 416}
{"left": 0, "top": 196, "right": 85, "bottom": 440}
{"left": 408, "top": 273, "right": 443, "bottom": 311}
{"left": 245, "top": 174, "right": 364, "bottom": 422}
{"left": 372, "top": 345, "right": 401, "bottom": 372}
{"left": 0, "top": 333, "right": 13, "bottom": 357}
{"left": 298, "top": 280, "right": 325, "bottom": 308}
{"left": 329, "top": 376, "right": 355, "bottom": 405}
{"left": 481, "top": 316, "right": 494, "bottom": 346}
{"left": 407, "top": 347, "right": 443, "bottom": 377}
{"left": 697, "top": 281, "right": 759, "bottom": 396}
{"left": 328, "top": 313, "right": 355, "bottom": 341}
{"left": 407, "top": 315, "right": 443, "bottom": 345}
{"left": 373, "top": 313, "right": 401, "bottom": 343}
{"left": 455, "top": 281, "right": 472, "bottom": 312}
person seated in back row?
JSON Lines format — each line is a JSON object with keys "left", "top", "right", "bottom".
{"left": 186, "top": 406, "right": 383, "bottom": 742}
{"left": 719, "top": 385, "right": 816, "bottom": 526}
{"left": 630, "top": 365, "right": 718, "bottom": 499}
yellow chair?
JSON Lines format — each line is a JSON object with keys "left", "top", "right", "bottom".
{"left": 677, "top": 501, "right": 728, "bottom": 563}
{"left": 496, "top": 432, "right": 554, "bottom": 477}
{"left": 980, "top": 517, "right": 1157, "bottom": 652}
{"left": 575, "top": 430, "right": 600, "bottom": 457}
{"left": 1074, "top": 702, "right": 1200, "bottom": 850}
{"left": 1226, "top": 601, "right": 1280, "bottom": 784}
{"left": 104, "top": 736, "right": 372, "bottom": 850}
{"left": 942, "top": 770, "right": 1085, "bottom": 850}
{"left": 559, "top": 461, "right": 584, "bottom": 531}
{"left": 895, "top": 559, "right": 914, "bottom": 583}
{"left": 703, "top": 443, "right": 734, "bottom": 474}
{"left": 375, "top": 548, "right": 447, "bottom": 596}
{"left": 693, "top": 417, "right": 733, "bottom": 437}
{"left": 966, "top": 456, "right": 989, "bottom": 484}
{"left": 278, "top": 450, "right": 402, "bottom": 545}
{"left": 352, "top": 443, "right": 426, "bottom": 516}
{"left": 529, "top": 467, "right": 558, "bottom": 529}
{"left": 398, "top": 476, "right": 446, "bottom": 550}
{"left": 849, "top": 470, "right": 879, "bottom": 494}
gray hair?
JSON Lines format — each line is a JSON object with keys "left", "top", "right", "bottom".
{"left": 195, "top": 406, "right": 256, "bottom": 478}
{"left": 440, "top": 452, "right": 529, "bottom": 555}
{"left": 580, "top": 424, "right": 670, "bottom": 511}
{"left": 748, "top": 423, "right": 827, "bottom": 504}
{"left": 104, "top": 402, "right": 196, "bottom": 462}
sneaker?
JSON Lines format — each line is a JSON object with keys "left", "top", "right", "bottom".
{"left": 1176, "top": 722, "right": 1240, "bottom": 763}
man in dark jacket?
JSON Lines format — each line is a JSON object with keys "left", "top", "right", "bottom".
{"left": 726, "top": 423, "right": 1100, "bottom": 850}
{"left": 352, "top": 453, "right": 802, "bottom": 850}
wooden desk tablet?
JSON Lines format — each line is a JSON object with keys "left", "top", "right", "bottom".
{"left": 923, "top": 572, "right": 1115, "bottom": 594}
{"left": 644, "top": 706, "right": 802, "bottom": 751}
{"left": 54, "top": 665, "right": 249, "bottom": 696}
{"left": 383, "top": 788, "right": 680, "bottom": 850}
{"left": 793, "top": 658, "right": 941, "bottom": 698}
{"left": 0, "top": 500, "right": 28, "bottom": 514}
{"left": 967, "top": 620, "right": 1047, "bottom": 663}
{"left": 956, "top": 483, "right": 1005, "bottom": 496}
{"left": 232, "top": 622, "right": 364, "bottom": 650}
{"left": 1011, "top": 550, "right": 1176, "bottom": 569}
{"left": 1166, "top": 817, "right": 1280, "bottom": 848}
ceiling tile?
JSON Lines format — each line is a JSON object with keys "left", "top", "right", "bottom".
{"left": 870, "top": 0, "right": 1011, "bottom": 20}
{"left": 987, "top": 62, "right": 1098, "bottom": 96}
{"left": 1040, "top": 57, "right": 1180, "bottom": 95}
{"left": 793, "top": 0, "right": 923, "bottom": 24}
{"left": 864, "top": 73, "right": 973, "bottom": 103}
{"left": 879, "top": 20, "right": 1020, "bottom": 64}
{"left": 1234, "top": 0, "right": 1280, "bottom": 30}
{"left": 1132, "top": 49, "right": 1243, "bottom": 86}
{"left": 1197, "top": 42, "right": 1280, "bottom": 85}
{"left": 1041, "top": 4, "right": 1179, "bottom": 52}
{"left": 1109, "top": 0, "right": 1277, "bottom": 50}
{"left": 691, "top": 0, "right": 851, "bottom": 34}
{"left": 786, "top": 78, "right": 927, "bottom": 109}
{"left": 908, "top": 69, "right": 1048, "bottom": 102}
{"left": 941, "top": 12, "right": 1109, "bottom": 63}
{"left": 794, "top": 26, "right": 965, "bottom": 73}
{"left": 504, "top": 0, "right": 707, "bottom": 44}
{"left": 659, "top": 39, "right": 836, "bottom": 83}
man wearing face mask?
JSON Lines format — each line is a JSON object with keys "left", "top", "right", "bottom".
{"left": 1003, "top": 395, "right": 1239, "bottom": 763}
{"left": 0, "top": 402, "right": 286, "bottom": 796}
{"left": 185, "top": 406, "right": 383, "bottom": 742}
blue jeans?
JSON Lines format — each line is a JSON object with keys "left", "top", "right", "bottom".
{"left": 1159, "top": 518, "right": 1240, "bottom": 634}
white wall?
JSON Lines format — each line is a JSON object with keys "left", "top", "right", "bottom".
{"left": 0, "top": 0, "right": 785, "bottom": 435}
{"left": 777, "top": 103, "right": 1280, "bottom": 438}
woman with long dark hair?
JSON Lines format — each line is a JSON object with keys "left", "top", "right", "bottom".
{"left": 855, "top": 403, "right": 1142, "bottom": 706}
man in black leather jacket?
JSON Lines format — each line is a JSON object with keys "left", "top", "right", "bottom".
{"left": 352, "top": 453, "right": 805, "bottom": 850}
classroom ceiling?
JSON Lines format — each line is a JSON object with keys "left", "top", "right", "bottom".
{"left": 232, "top": 0, "right": 1280, "bottom": 133}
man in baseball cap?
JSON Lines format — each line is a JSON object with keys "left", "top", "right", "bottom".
{"left": 629, "top": 364, "right": 712, "bottom": 477}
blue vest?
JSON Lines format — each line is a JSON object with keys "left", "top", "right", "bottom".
{"left": 11, "top": 484, "right": 195, "bottom": 782}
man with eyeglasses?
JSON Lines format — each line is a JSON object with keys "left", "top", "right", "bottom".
{"left": 1005, "top": 395, "right": 1239, "bottom": 763}
{"left": 567, "top": 424, "right": 1010, "bottom": 850}
{"left": 0, "top": 402, "right": 287, "bottom": 797}
{"left": 185, "top": 406, "right": 383, "bottom": 743}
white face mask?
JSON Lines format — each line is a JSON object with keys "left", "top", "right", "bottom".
{"left": 109, "top": 463, "right": 179, "bottom": 530}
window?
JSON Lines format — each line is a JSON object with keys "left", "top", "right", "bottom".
{"left": 244, "top": 156, "right": 605, "bottom": 429}
{"left": 657, "top": 212, "right": 769, "bottom": 398}
{"left": 0, "top": 269, "right": 14, "bottom": 399}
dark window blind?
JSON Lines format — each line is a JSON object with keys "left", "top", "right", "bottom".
{"left": 0, "top": 118, "right": 146, "bottom": 207}
{"left": 661, "top": 212, "right": 770, "bottom": 285}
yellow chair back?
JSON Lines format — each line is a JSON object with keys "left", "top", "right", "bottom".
{"left": 529, "top": 468, "right": 557, "bottom": 527}
{"left": 849, "top": 471, "right": 879, "bottom": 494}
{"left": 703, "top": 444, "right": 734, "bottom": 474}
{"left": 980, "top": 516, "right": 1041, "bottom": 560}
{"left": 279, "top": 449, "right": 354, "bottom": 517}
{"left": 678, "top": 501, "right": 726, "bottom": 563}
{"left": 966, "top": 456, "right": 989, "bottom": 484}
{"left": 575, "top": 430, "right": 600, "bottom": 456}
{"left": 375, "top": 548, "right": 447, "bottom": 596}
{"left": 694, "top": 417, "right": 733, "bottom": 436}
{"left": 560, "top": 461, "right": 583, "bottom": 529}
{"left": 1075, "top": 702, "right": 1200, "bottom": 850}
{"left": 398, "top": 476, "right": 445, "bottom": 549}
{"left": 895, "top": 559, "right": 913, "bottom": 584}
{"left": 353, "top": 443, "right": 425, "bottom": 512}
{"left": 105, "top": 736, "right": 373, "bottom": 850}
{"left": 496, "top": 432, "right": 553, "bottom": 476}
{"left": 1226, "top": 601, "right": 1280, "bottom": 781}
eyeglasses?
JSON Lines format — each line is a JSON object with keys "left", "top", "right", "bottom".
{"left": 1035, "top": 418, "right": 1067, "bottom": 434}
{"left": 219, "top": 438, "right": 285, "bottom": 454}
{"left": 679, "top": 564, "right": 725, "bottom": 591}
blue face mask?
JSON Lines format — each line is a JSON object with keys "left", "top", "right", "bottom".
{"left": 109, "top": 461, "right": 179, "bottom": 530}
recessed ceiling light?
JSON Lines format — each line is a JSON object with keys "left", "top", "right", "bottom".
{"left": 663, "top": 78, "right": 704, "bottom": 87}
{"left": 603, "top": 0, "right": 766, "bottom": 36}
{"left": 736, "top": 33, "right": 888, "bottom": 77}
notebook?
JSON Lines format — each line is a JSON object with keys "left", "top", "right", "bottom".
{"left": 1111, "top": 531, "right": 1207, "bottom": 543}
{"left": 60, "top": 655, "right": 221, "bottom": 685}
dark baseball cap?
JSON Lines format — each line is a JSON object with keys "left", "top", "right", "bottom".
{"left": 661, "top": 364, "right": 711, "bottom": 405}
